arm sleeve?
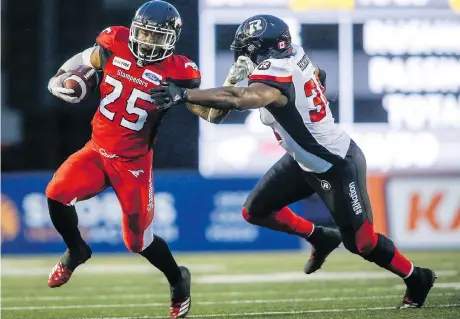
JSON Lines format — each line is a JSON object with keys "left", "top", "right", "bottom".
{"left": 59, "top": 52, "right": 85, "bottom": 72}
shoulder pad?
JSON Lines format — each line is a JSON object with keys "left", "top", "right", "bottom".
{"left": 96, "top": 26, "right": 129, "bottom": 50}
{"left": 166, "top": 55, "right": 201, "bottom": 86}
{"left": 249, "top": 58, "right": 292, "bottom": 82}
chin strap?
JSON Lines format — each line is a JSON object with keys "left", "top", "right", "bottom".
{"left": 255, "top": 45, "right": 294, "bottom": 64}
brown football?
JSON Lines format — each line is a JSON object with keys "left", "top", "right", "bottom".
{"left": 63, "top": 65, "right": 99, "bottom": 100}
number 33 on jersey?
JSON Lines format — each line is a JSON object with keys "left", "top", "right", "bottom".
{"left": 248, "top": 45, "right": 350, "bottom": 173}
{"left": 91, "top": 26, "right": 200, "bottom": 158}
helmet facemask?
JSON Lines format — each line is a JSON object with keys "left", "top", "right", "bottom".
{"left": 230, "top": 39, "right": 262, "bottom": 65}
{"left": 129, "top": 21, "right": 177, "bottom": 63}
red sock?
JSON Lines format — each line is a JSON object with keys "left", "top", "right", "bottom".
{"left": 242, "top": 206, "right": 314, "bottom": 238}
{"left": 389, "top": 248, "right": 414, "bottom": 279}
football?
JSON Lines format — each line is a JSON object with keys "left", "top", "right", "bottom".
{"left": 63, "top": 65, "right": 99, "bottom": 100}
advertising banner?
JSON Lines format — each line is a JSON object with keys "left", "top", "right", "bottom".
{"left": 386, "top": 175, "right": 460, "bottom": 249}
{"left": 1, "top": 172, "right": 303, "bottom": 254}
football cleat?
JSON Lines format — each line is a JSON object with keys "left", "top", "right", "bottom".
{"left": 169, "top": 266, "right": 192, "bottom": 318}
{"left": 304, "top": 226, "right": 342, "bottom": 274}
{"left": 398, "top": 267, "right": 437, "bottom": 309}
{"left": 48, "top": 242, "right": 92, "bottom": 288}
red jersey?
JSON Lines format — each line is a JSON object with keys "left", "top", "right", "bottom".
{"left": 91, "top": 26, "right": 200, "bottom": 158}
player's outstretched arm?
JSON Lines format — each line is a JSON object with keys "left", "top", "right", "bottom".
{"left": 187, "top": 82, "right": 285, "bottom": 110}
{"left": 184, "top": 81, "right": 237, "bottom": 124}
{"left": 185, "top": 103, "right": 229, "bottom": 124}
{"left": 151, "top": 82, "right": 286, "bottom": 111}
{"left": 183, "top": 56, "right": 255, "bottom": 123}
{"left": 183, "top": 81, "right": 230, "bottom": 124}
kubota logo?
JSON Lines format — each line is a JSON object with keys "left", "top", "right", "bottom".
{"left": 386, "top": 177, "right": 460, "bottom": 249}
{"left": 408, "top": 192, "right": 460, "bottom": 231}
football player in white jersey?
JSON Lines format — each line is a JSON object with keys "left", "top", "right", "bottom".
{"left": 151, "top": 14, "right": 436, "bottom": 309}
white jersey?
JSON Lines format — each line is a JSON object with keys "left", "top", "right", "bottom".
{"left": 248, "top": 45, "right": 350, "bottom": 173}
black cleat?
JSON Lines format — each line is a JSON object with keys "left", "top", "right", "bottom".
{"left": 304, "top": 226, "right": 342, "bottom": 274}
{"left": 48, "top": 242, "right": 92, "bottom": 288}
{"left": 399, "top": 267, "right": 437, "bottom": 309}
{"left": 169, "top": 266, "right": 192, "bottom": 318}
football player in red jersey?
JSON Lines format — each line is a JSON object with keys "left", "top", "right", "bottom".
{"left": 46, "top": 1, "right": 226, "bottom": 317}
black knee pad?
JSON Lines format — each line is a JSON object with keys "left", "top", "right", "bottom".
{"left": 243, "top": 198, "right": 269, "bottom": 219}
{"left": 361, "top": 234, "right": 395, "bottom": 266}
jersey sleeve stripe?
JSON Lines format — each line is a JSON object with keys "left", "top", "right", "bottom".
{"left": 248, "top": 74, "right": 292, "bottom": 83}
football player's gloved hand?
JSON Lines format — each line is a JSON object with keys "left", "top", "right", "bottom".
{"left": 47, "top": 72, "right": 80, "bottom": 104}
{"left": 150, "top": 82, "right": 188, "bottom": 111}
{"left": 318, "top": 68, "right": 327, "bottom": 90}
{"left": 224, "top": 56, "right": 255, "bottom": 86}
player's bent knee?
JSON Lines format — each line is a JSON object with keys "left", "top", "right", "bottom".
{"left": 45, "top": 180, "right": 58, "bottom": 199}
{"left": 355, "top": 219, "right": 378, "bottom": 255}
{"left": 242, "top": 207, "right": 252, "bottom": 222}
{"left": 45, "top": 180, "right": 72, "bottom": 205}
{"left": 124, "top": 239, "right": 143, "bottom": 253}
{"left": 241, "top": 207, "right": 265, "bottom": 225}
{"left": 242, "top": 199, "right": 269, "bottom": 219}
{"left": 124, "top": 230, "right": 154, "bottom": 254}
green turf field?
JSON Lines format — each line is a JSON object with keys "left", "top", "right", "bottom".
{"left": 2, "top": 250, "right": 460, "bottom": 319}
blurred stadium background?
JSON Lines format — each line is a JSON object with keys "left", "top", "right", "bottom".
{"left": 1, "top": 0, "right": 460, "bottom": 318}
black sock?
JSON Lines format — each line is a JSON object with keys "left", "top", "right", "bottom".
{"left": 140, "top": 235, "right": 182, "bottom": 286}
{"left": 48, "top": 198, "right": 84, "bottom": 250}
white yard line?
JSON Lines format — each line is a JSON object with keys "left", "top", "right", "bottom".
{"left": 77, "top": 304, "right": 460, "bottom": 319}
{"left": 2, "top": 293, "right": 455, "bottom": 311}
{"left": 195, "top": 270, "right": 458, "bottom": 284}
{"left": 1, "top": 263, "right": 226, "bottom": 276}
{"left": 2, "top": 287, "right": 402, "bottom": 302}
{"left": 3, "top": 271, "right": 458, "bottom": 299}
{"left": 4, "top": 284, "right": 459, "bottom": 302}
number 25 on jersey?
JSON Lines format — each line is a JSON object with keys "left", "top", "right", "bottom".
{"left": 99, "top": 75, "right": 153, "bottom": 131}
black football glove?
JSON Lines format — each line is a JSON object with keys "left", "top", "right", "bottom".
{"left": 150, "top": 82, "right": 188, "bottom": 111}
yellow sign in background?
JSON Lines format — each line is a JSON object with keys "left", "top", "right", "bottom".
{"left": 290, "top": 0, "right": 355, "bottom": 10}
{"left": 451, "top": 0, "right": 460, "bottom": 11}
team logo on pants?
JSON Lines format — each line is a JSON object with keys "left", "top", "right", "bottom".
{"left": 147, "top": 172, "right": 154, "bottom": 212}
{"left": 321, "top": 180, "right": 331, "bottom": 191}
{"left": 348, "top": 182, "right": 363, "bottom": 215}
{"left": 128, "top": 169, "right": 144, "bottom": 178}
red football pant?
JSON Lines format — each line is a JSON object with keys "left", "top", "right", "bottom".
{"left": 46, "top": 140, "right": 154, "bottom": 253}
